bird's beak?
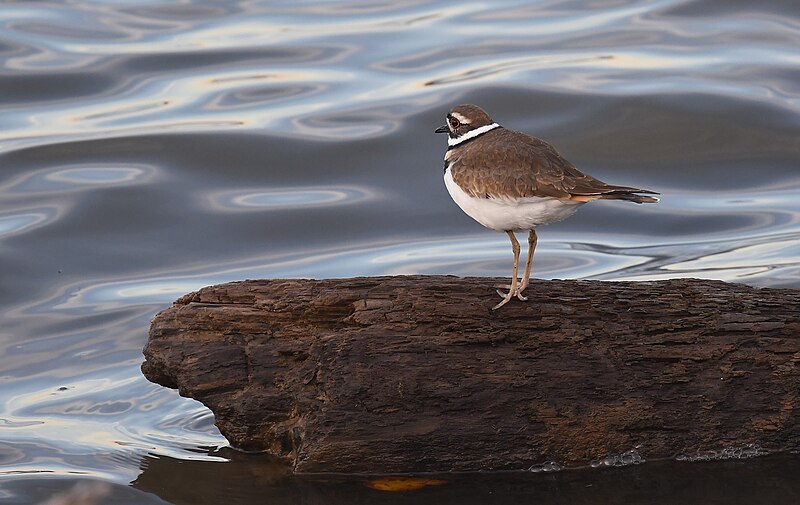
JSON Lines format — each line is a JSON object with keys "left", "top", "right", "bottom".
{"left": 435, "top": 125, "right": 449, "bottom": 134}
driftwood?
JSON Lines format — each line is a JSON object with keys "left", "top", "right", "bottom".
{"left": 141, "top": 276, "right": 800, "bottom": 473}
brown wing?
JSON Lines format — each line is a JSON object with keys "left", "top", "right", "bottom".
{"left": 450, "top": 128, "right": 658, "bottom": 202}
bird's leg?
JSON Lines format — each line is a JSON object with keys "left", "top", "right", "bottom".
{"left": 494, "top": 231, "right": 520, "bottom": 310}
{"left": 516, "top": 229, "right": 538, "bottom": 301}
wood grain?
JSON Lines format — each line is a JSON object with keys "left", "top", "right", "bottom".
{"left": 142, "top": 276, "right": 800, "bottom": 473}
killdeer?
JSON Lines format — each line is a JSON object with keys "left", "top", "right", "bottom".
{"left": 436, "top": 104, "right": 659, "bottom": 310}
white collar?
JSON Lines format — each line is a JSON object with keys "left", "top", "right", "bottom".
{"left": 448, "top": 122, "right": 500, "bottom": 147}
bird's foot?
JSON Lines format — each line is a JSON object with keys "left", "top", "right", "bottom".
{"left": 493, "top": 289, "right": 515, "bottom": 310}
{"left": 495, "top": 284, "right": 528, "bottom": 300}
{"left": 494, "top": 283, "right": 528, "bottom": 307}
{"left": 516, "top": 282, "right": 529, "bottom": 301}
{"left": 495, "top": 284, "right": 513, "bottom": 297}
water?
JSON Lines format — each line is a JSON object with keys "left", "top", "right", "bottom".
{"left": 1, "top": 0, "right": 799, "bottom": 503}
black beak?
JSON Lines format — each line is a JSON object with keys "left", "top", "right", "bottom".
{"left": 435, "top": 125, "right": 449, "bottom": 134}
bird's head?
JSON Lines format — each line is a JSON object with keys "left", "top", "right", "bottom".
{"left": 435, "top": 104, "right": 495, "bottom": 139}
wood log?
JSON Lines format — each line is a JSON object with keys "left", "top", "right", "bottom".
{"left": 141, "top": 276, "right": 800, "bottom": 473}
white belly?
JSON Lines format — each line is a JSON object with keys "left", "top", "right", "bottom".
{"left": 444, "top": 168, "right": 584, "bottom": 232}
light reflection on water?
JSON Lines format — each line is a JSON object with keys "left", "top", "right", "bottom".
{"left": 1, "top": 164, "right": 157, "bottom": 194}
{"left": 0, "top": 0, "right": 799, "bottom": 502}
{"left": 208, "top": 185, "right": 377, "bottom": 211}
{"left": 0, "top": 212, "right": 49, "bottom": 238}
{"left": 14, "top": 225, "right": 798, "bottom": 320}
{"left": 1, "top": 372, "right": 226, "bottom": 483}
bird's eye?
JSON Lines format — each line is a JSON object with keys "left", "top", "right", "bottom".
{"left": 449, "top": 117, "right": 460, "bottom": 129}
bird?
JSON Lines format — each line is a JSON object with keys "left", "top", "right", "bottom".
{"left": 436, "top": 104, "right": 659, "bottom": 310}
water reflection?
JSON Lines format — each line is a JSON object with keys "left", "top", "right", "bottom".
{"left": 0, "top": 478, "right": 166, "bottom": 505}
{"left": 4, "top": 235, "right": 615, "bottom": 314}
{"left": 0, "top": 373, "right": 226, "bottom": 475}
{"left": 290, "top": 109, "right": 404, "bottom": 139}
{"left": 0, "top": 212, "right": 49, "bottom": 238}
{"left": 46, "top": 166, "right": 148, "bottom": 185}
{"left": 1, "top": 0, "right": 799, "bottom": 502}
{"left": 208, "top": 82, "right": 327, "bottom": 110}
{"left": 13, "top": 225, "right": 797, "bottom": 320}
{"left": 128, "top": 452, "right": 800, "bottom": 505}
{"left": 209, "top": 185, "right": 376, "bottom": 211}
{"left": 2, "top": 164, "right": 156, "bottom": 194}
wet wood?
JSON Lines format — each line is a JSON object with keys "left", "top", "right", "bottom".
{"left": 141, "top": 276, "right": 800, "bottom": 473}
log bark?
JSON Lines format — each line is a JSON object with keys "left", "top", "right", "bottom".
{"left": 141, "top": 276, "right": 800, "bottom": 473}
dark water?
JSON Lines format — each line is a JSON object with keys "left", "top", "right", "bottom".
{"left": 1, "top": 1, "right": 799, "bottom": 503}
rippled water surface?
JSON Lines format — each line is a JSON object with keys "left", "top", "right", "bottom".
{"left": 1, "top": 1, "right": 799, "bottom": 503}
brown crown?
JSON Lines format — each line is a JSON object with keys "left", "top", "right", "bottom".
{"left": 449, "top": 104, "right": 493, "bottom": 127}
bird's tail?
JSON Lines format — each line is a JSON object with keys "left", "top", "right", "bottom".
{"left": 600, "top": 190, "right": 660, "bottom": 204}
{"left": 567, "top": 183, "right": 659, "bottom": 203}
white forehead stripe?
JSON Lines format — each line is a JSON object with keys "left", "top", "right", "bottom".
{"left": 450, "top": 111, "right": 470, "bottom": 124}
{"left": 448, "top": 122, "right": 500, "bottom": 147}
